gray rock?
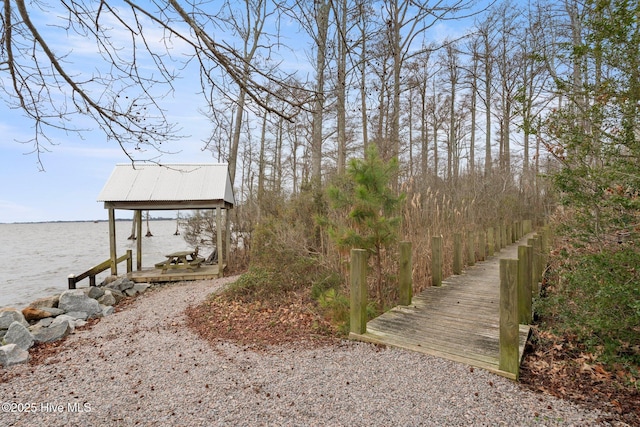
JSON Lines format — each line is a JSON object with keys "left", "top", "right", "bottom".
{"left": 100, "top": 275, "right": 119, "bottom": 286}
{"left": 65, "top": 311, "right": 89, "bottom": 321}
{"left": 59, "top": 289, "right": 101, "bottom": 318}
{"left": 28, "top": 295, "right": 60, "bottom": 309}
{"left": 0, "top": 344, "right": 29, "bottom": 367}
{"left": 105, "top": 277, "right": 133, "bottom": 292}
{"left": 124, "top": 288, "right": 138, "bottom": 297}
{"left": 101, "top": 305, "right": 115, "bottom": 317}
{"left": 109, "top": 289, "right": 125, "bottom": 304}
{"left": 51, "top": 315, "right": 78, "bottom": 332}
{"left": 87, "top": 286, "right": 105, "bottom": 300}
{"left": 28, "top": 324, "right": 43, "bottom": 335}
{"left": 46, "top": 307, "right": 65, "bottom": 317}
{"left": 105, "top": 277, "right": 134, "bottom": 292}
{"left": 4, "top": 322, "right": 34, "bottom": 350}
{"left": 0, "top": 309, "right": 28, "bottom": 330}
{"left": 32, "top": 320, "right": 72, "bottom": 343}
{"left": 35, "top": 317, "right": 54, "bottom": 328}
{"left": 132, "top": 283, "right": 151, "bottom": 294}
{"left": 74, "top": 319, "right": 87, "bottom": 328}
{"left": 97, "top": 291, "right": 116, "bottom": 306}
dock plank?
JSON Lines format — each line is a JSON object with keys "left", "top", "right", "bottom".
{"left": 350, "top": 235, "right": 533, "bottom": 380}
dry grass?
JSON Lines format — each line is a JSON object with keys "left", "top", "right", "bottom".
{"left": 392, "top": 172, "right": 548, "bottom": 300}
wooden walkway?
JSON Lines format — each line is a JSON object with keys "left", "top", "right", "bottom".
{"left": 350, "top": 236, "right": 532, "bottom": 380}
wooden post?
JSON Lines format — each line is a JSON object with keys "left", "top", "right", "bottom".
{"left": 487, "top": 227, "right": 495, "bottom": 257}
{"left": 216, "top": 207, "right": 224, "bottom": 278}
{"left": 507, "top": 224, "right": 513, "bottom": 244}
{"left": 518, "top": 245, "right": 533, "bottom": 324}
{"left": 350, "top": 249, "right": 368, "bottom": 335}
{"left": 478, "top": 230, "right": 486, "bottom": 261}
{"left": 135, "top": 210, "right": 143, "bottom": 271}
{"left": 68, "top": 274, "right": 76, "bottom": 290}
{"left": 431, "top": 235, "right": 443, "bottom": 287}
{"left": 399, "top": 241, "right": 412, "bottom": 306}
{"left": 528, "top": 237, "right": 539, "bottom": 295}
{"left": 108, "top": 207, "right": 117, "bottom": 275}
{"left": 453, "top": 232, "right": 463, "bottom": 275}
{"left": 502, "top": 225, "right": 508, "bottom": 248}
{"left": 499, "top": 258, "right": 520, "bottom": 379}
{"left": 523, "top": 219, "right": 532, "bottom": 234}
{"left": 126, "top": 249, "right": 133, "bottom": 273}
{"left": 467, "top": 230, "right": 475, "bottom": 266}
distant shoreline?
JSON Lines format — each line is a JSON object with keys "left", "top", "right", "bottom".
{"left": 0, "top": 218, "right": 177, "bottom": 225}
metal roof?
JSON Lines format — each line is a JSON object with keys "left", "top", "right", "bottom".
{"left": 97, "top": 163, "right": 235, "bottom": 209}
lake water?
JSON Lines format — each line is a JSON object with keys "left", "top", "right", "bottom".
{"left": 0, "top": 220, "right": 195, "bottom": 309}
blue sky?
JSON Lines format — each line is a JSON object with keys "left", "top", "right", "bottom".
{"left": 0, "top": 4, "right": 234, "bottom": 223}
{"left": 0, "top": 83, "right": 216, "bottom": 223}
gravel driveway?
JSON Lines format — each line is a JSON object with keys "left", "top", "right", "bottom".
{"left": 0, "top": 277, "right": 607, "bottom": 426}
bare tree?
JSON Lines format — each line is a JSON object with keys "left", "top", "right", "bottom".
{"left": 383, "top": 0, "right": 477, "bottom": 188}
{"left": 220, "top": 0, "right": 275, "bottom": 185}
{"left": 440, "top": 41, "right": 461, "bottom": 183}
{"left": 1, "top": 1, "right": 301, "bottom": 168}
{"left": 515, "top": 1, "right": 555, "bottom": 176}
{"left": 406, "top": 49, "right": 436, "bottom": 178}
{"left": 353, "top": 0, "right": 377, "bottom": 154}
{"left": 493, "top": 1, "right": 523, "bottom": 175}
{"left": 333, "top": 0, "right": 348, "bottom": 175}
{"left": 462, "top": 35, "right": 481, "bottom": 180}
{"left": 474, "top": 16, "right": 498, "bottom": 177}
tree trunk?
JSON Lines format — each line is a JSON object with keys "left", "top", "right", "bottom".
{"left": 336, "top": 0, "right": 347, "bottom": 175}
{"left": 311, "top": 0, "right": 330, "bottom": 191}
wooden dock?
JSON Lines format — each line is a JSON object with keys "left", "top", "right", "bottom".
{"left": 127, "top": 264, "right": 223, "bottom": 283}
{"left": 350, "top": 237, "right": 532, "bottom": 380}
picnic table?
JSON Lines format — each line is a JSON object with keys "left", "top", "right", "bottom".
{"left": 155, "top": 250, "right": 204, "bottom": 273}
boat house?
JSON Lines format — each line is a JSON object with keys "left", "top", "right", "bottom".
{"left": 97, "top": 163, "right": 235, "bottom": 281}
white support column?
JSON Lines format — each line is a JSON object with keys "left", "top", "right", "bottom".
{"left": 216, "top": 207, "right": 224, "bottom": 277}
{"left": 108, "top": 207, "right": 117, "bottom": 275}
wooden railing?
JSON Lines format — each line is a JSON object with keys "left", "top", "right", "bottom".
{"left": 499, "top": 225, "right": 550, "bottom": 378}
{"left": 68, "top": 250, "right": 132, "bottom": 289}
{"left": 349, "top": 219, "right": 550, "bottom": 379}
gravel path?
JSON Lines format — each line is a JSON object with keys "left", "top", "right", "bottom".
{"left": 1, "top": 277, "right": 608, "bottom": 426}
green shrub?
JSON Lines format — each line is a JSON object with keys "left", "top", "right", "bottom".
{"left": 536, "top": 246, "right": 640, "bottom": 367}
{"left": 226, "top": 213, "right": 341, "bottom": 304}
{"left": 317, "top": 288, "right": 350, "bottom": 334}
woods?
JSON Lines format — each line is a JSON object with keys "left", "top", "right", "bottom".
{"left": 3, "top": 0, "right": 639, "bottom": 417}
{"left": 2, "top": 1, "right": 562, "bottom": 187}
{"left": 4, "top": 0, "right": 639, "bottom": 318}
{"left": 4, "top": 0, "right": 638, "bottom": 294}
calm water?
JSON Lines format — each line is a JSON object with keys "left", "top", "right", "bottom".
{"left": 0, "top": 220, "right": 195, "bottom": 309}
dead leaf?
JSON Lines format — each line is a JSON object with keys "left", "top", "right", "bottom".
{"left": 580, "top": 363, "right": 594, "bottom": 374}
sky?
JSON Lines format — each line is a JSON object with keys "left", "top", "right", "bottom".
{"left": 0, "top": 85, "right": 217, "bottom": 223}
{"left": 0, "top": 1, "right": 484, "bottom": 224}
{"left": 0, "top": 3, "right": 246, "bottom": 223}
